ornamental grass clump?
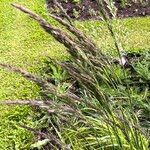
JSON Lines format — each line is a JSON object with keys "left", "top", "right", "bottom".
{"left": 0, "top": 0, "right": 149, "bottom": 149}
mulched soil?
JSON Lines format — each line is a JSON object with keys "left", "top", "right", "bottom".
{"left": 47, "top": 0, "right": 150, "bottom": 20}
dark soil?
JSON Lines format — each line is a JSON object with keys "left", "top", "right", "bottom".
{"left": 47, "top": 0, "right": 150, "bottom": 20}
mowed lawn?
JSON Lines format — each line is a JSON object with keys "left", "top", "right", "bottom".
{"left": 0, "top": 0, "right": 150, "bottom": 149}
{"left": 0, "top": 0, "right": 67, "bottom": 149}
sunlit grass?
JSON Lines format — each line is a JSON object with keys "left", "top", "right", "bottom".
{"left": 76, "top": 17, "right": 150, "bottom": 55}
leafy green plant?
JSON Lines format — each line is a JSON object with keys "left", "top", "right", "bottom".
{"left": 133, "top": 52, "right": 150, "bottom": 81}
{"left": 44, "top": 58, "right": 69, "bottom": 84}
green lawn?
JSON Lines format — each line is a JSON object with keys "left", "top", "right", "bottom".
{"left": 0, "top": 0, "right": 67, "bottom": 101}
{"left": 0, "top": 0, "right": 150, "bottom": 149}
{"left": 77, "top": 17, "right": 150, "bottom": 54}
{"left": 0, "top": 0, "right": 67, "bottom": 149}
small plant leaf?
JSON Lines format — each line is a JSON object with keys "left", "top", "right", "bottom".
{"left": 31, "top": 139, "right": 50, "bottom": 149}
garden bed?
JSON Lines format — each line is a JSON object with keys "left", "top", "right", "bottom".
{"left": 47, "top": 0, "right": 150, "bottom": 20}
